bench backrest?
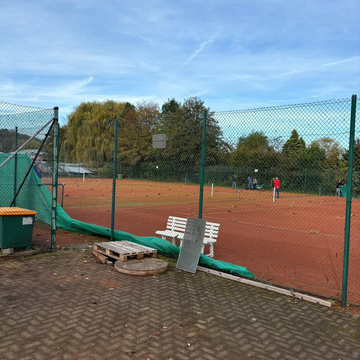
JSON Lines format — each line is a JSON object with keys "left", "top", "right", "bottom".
{"left": 167, "top": 216, "right": 187, "bottom": 233}
{"left": 204, "top": 221, "right": 220, "bottom": 241}
{"left": 167, "top": 216, "right": 219, "bottom": 240}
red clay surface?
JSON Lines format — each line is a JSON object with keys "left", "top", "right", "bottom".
{"left": 58, "top": 177, "right": 360, "bottom": 304}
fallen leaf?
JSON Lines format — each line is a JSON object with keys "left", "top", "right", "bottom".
{"left": 310, "top": 230, "right": 319, "bottom": 235}
{"left": 125, "top": 350, "right": 136, "bottom": 356}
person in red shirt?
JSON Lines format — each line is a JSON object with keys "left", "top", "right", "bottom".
{"left": 274, "top": 177, "right": 280, "bottom": 198}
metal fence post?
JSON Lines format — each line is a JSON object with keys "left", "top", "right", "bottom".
{"left": 51, "top": 107, "right": 59, "bottom": 252}
{"left": 199, "top": 111, "right": 207, "bottom": 219}
{"left": 342, "top": 95, "right": 357, "bottom": 307}
{"left": 14, "top": 126, "right": 18, "bottom": 206}
{"left": 111, "top": 118, "right": 118, "bottom": 241}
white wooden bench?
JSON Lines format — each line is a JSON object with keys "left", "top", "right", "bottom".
{"left": 155, "top": 216, "right": 220, "bottom": 258}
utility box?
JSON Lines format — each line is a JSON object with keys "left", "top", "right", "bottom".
{"left": 0, "top": 207, "right": 37, "bottom": 254}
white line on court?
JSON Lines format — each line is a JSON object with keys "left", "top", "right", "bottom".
{"left": 175, "top": 211, "right": 344, "bottom": 240}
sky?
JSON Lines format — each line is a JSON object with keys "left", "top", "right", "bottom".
{"left": 1, "top": 0, "right": 359, "bottom": 125}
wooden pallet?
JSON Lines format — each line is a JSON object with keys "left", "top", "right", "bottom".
{"left": 93, "top": 241, "right": 157, "bottom": 262}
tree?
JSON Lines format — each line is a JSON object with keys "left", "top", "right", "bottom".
{"left": 279, "top": 130, "right": 307, "bottom": 190}
{"left": 303, "top": 142, "right": 326, "bottom": 169}
{"left": 236, "top": 132, "right": 269, "bottom": 151}
{"left": 342, "top": 139, "right": 360, "bottom": 196}
{"left": 117, "top": 101, "right": 161, "bottom": 166}
{"left": 60, "top": 100, "right": 164, "bottom": 175}
{"left": 0, "top": 129, "right": 41, "bottom": 153}
{"left": 230, "top": 131, "right": 281, "bottom": 170}
{"left": 61, "top": 101, "right": 126, "bottom": 166}
{"left": 282, "top": 129, "right": 306, "bottom": 158}
{"left": 158, "top": 97, "right": 228, "bottom": 170}
{"left": 310, "top": 138, "right": 343, "bottom": 169}
{"left": 161, "top": 98, "right": 180, "bottom": 115}
{"left": 282, "top": 129, "right": 306, "bottom": 175}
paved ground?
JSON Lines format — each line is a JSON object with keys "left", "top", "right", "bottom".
{"left": 0, "top": 247, "right": 359, "bottom": 360}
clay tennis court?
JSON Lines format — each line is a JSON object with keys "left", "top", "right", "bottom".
{"left": 58, "top": 177, "right": 360, "bottom": 304}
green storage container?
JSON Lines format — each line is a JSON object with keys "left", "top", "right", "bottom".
{"left": 117, "top": 174, "right": 124, "bottom": 179}
{"left": 0, "top": 207, "right": 37, "bottom": 254}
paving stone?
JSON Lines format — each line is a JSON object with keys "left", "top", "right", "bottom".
{"left": 0, "top": 249, "right": 359, "bottom": 360}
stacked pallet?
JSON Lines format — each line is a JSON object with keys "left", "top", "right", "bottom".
{"left": 92, "top": 241, "right": 167, "bottom": 276}
{"left": 93, "top": 241, "right": 157, "bottom": 262}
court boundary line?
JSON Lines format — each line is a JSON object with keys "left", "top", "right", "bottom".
{"left": 175, "top": 209, "right": 343, "bottom": 240}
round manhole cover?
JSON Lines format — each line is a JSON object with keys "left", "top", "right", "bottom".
{"left": 114, "top": 257, "right": 168, "bottom": 276}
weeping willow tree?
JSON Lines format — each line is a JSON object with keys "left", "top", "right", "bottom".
{"left": 61, "top": 100, "right": 161, "bottom": 168}
{"left": 61, "top": 101, "right": 122, "bottom": 166}
{"left": 60, "top": 97, "right": 228, "bottom": 181}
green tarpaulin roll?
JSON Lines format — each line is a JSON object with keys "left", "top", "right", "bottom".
{"left": 0, "top": 153, "right": 255, "bottom": 278}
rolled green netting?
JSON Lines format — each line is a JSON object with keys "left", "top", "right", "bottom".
{"left": 57, "top": 206, "right": 254, "bottom": 278}
{"left": 0, "top": 153, "right": 254, "bottom": 278}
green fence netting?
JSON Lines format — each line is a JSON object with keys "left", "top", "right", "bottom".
{"left": 0, "top": 153, "right": 254, "bottom": 278}
{"left": 0, "top": 102, "right": 57, "bottom": 252}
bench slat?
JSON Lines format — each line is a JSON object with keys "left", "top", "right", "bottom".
{"left": 156, "top": 216, "right": 220, "bottom": 257}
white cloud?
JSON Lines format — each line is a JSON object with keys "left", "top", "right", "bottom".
{"left": 184, "top": 32, "right": 220, "bottom": 65}
{"left": 273, "top": 56, "right": 360, "bottom": 79}
{"left": 0, "top": 0, "right": 358, "bottom": 118}
{"left": 323, "top": 57, "right": 360, "bottom": 68}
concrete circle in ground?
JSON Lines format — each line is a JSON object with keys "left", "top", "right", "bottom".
{"left": 114, "top": 258, "right": 168, "bottom": 276}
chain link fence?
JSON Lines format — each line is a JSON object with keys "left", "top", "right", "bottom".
{"left": 0, "top": 102, "right": 58, "bottom": 255}
{"left": 56, "top": 96, "right": 358, "bottom": 305}
{"left": 1, "top": 98, "right": 358, "bottom": 304}
{"left": 209, "top": 97, "right": 359, "bottom": 305}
